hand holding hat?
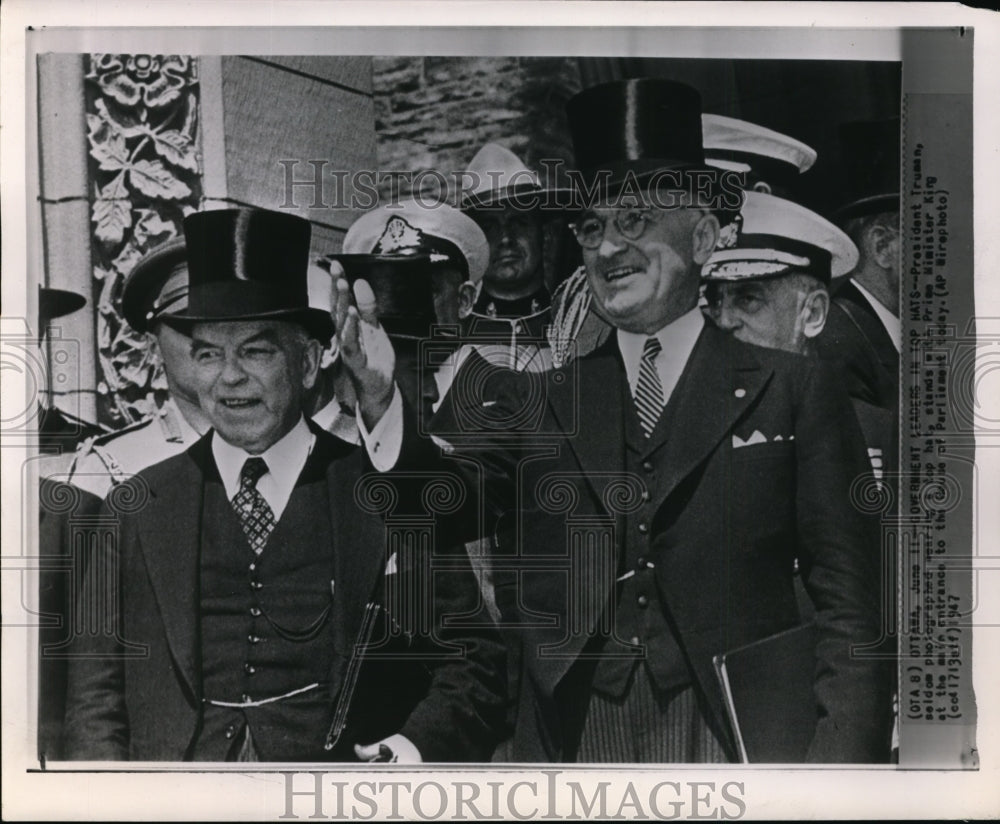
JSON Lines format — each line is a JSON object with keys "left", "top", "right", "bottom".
{"left": 329, "top": 262, "right": 396, "bottom": 430}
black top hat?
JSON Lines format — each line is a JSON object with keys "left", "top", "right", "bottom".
{"left": 165, "top": 208, "right": 334, "bottom": 343}
{"left": 121, "top": 236, "right": 188, "bottom": 333}
{"left": 835, "top": 117, "right": 900, "bottom": 221}
{"left": 566, "top": 78, "right": 710, "bottom": 200}
{"left": 323, "top": 253, "right": 439, "bottom": 341}
{"left": 38, "top": 286, "right": 86, "bottom": 329}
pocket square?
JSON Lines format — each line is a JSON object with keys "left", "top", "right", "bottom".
{"left": 385, "top": 551, "right": 398, "bottom": 576}
{"left": 732, "top": 430, "right": 768, "bottom": 448}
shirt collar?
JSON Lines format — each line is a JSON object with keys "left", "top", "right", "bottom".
{"left": 851, "top": 278, "right": 901, "bottom": 353}
{"left": 471, "top": 286, "right": 551, "bottom": 321}
{"left": 616, "top": 306, "right": 705, "bottom": 386}
{"left": 211, "top": 416, "right": 316, "bottom": 501}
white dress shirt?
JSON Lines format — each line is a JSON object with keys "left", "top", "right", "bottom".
{"left": 851, "top": 278, "right": 901, "bottom": 354}
{"left": 212, "top": 416, "right": 315, "bottom": 521}
{"left": 617, "top": 307, "right": 705, "bottom": 406}
{"left": 310, "top": 396, "right": 362, "bottom": 445}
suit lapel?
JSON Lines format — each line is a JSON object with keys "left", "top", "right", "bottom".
{"left": 325, "top": 440, "right": 389, "bottom": 660}
{"left": 839, "top": 281, "right": 898, "bottom": 371}
{"left": 547, "top": 340, "right": 627, "bottom": 490}
{"left": 136, "top": 437, "right": 210, "bottom": 701}
{"left": 645, "top": 325, "right": 772, "bottom": 508}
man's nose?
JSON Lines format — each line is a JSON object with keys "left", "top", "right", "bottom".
{"left": 219, "top": 353, "right": 249, "bottom": 384}
{"left": 713, "top": 300, "right": 741, "bottom": 331}
{"left": 597, "top": 235, "right": 625, "bottom": 257}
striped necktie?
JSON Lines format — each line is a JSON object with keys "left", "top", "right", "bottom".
{"left": 232, "top": 457, "right": 276, "bottom": 555}
{"left": 634, "top": 336, "right": 665, "bottom": 437}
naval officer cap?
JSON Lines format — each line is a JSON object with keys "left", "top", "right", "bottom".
{"left": 340, "top": 199, "right": 489, "bottom": 284}
{"left": 702, "top": 191, "right": 858, "bottom": 285}
{"left": 702, "top": 114, "right": 817, "bottom": 194}
{"left": 121, "top": 235, "right": 189, "bottom": 334}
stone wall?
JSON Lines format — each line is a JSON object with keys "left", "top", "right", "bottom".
{"left": 373, "top": 57, "right": 582, "bottom": 201}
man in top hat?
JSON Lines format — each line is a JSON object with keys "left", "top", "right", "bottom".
{"left": 64, "top": 237, "right": 211, "bottom": 500}
{"left": 814, "top": 118, "right": 901, "bottom": 411}
{"left": 382, "top": 78, "right": 891, "bottom": 763}
{"left": 549, "top": 114, "right": 818, "bottom": 367}
{"left": 459, "top": 143, "right": 570, "bottom": 372}
{"left": 64, "top": 207, "right": 506, "bottom": 762}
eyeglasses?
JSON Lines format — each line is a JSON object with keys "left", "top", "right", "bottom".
{"left": 568, "top": 207, "right": 659, "bottom": 249}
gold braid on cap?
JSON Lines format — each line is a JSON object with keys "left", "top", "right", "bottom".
{"left": 548, "top": 265, "right": 592, "bottom": 368}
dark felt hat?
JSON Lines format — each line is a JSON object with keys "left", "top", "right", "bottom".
{"left": 835, "top": 117, "right": 900, "bottom": 221}
{"left": 322, "top": 253, "right": 438, "bottom": 341}
{"left": 164, "top": 208, "right": 334, "bottom": 343}
{"left": 565, "top": 78, "right": 713, "bottom": 201}
{"left": 38, "top": 286, "right": 86, "bottom": 329}
{"left": 120, "top": 236, "right": 188, "bottom": 333}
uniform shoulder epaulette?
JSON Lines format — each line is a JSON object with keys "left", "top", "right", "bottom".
{"left": 67, "top": 417, "right": 156, "bottom": 491}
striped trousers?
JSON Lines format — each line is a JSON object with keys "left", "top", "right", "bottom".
{"left": 577, "top": 666, "right": 731, "bottom": 763}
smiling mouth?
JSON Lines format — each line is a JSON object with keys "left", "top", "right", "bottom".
{"left": 219, "top": 398, "right": 260, "bottom": 410}
{"left": 602, "top": 264, "right": 643, "bottom": 283}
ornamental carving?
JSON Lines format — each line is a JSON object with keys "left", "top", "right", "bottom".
{"left": 84, "top": 54, "right": 202, "bottom": 427}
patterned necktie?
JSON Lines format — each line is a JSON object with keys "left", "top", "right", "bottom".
{"left": 232, "top": 457, "right": 276, "bottom": 555}
{"left": 634, "top": 336, "right": 665, "bottom": 437}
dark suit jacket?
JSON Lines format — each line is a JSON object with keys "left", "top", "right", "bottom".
{"left": 815, "top": 280, "right": 899, "bottom": 409}
{"left": 432, "top": 324, "right": 893, "bottom": 763}
{"left": 62, "top": 425, "right": 506, "bottom": 762}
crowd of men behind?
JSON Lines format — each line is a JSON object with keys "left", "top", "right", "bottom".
{"left": 36, "top": 77, "right": 900, "bottom": 765}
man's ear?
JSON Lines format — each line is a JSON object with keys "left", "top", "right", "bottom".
{"left": 692, "top": 212, "right": 721, "bottom": 266}
{"left": 801, "top": 287, "right": 830, "bottom": 340}
{"left": 301, "top": 338, "right": 323, "bottom": 390}
{"left": 457, "top": 281, "right": 479, "bottom": 319}
{"left": 867, "top": 222, "right": 899, "bottom": 271}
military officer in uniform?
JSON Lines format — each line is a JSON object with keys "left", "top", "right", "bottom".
{"left": 459, "top": 143, "right": 572, "bottom": 372}
{"left": 63, "top": 207, "right": 507, "bottom": 762}
{"left": 327, "top": 197, "right": 490, "bottom": 422}
{"left": 65, "top": 237, "right": 209, "bottom": 499}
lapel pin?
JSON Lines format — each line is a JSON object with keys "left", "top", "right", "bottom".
{"left": 734, "top": 388, "right": 746, "bottom": 398}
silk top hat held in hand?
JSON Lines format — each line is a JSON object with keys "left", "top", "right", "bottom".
{"left": 702, "top": 114, "right": 817, "bottom": 194}
{"left": 565, "top": 77, "right": 718, "bottom": 202}
{"left": 120, "top": 236, "right": 188, "bottom": 333}
{"left": 835, "top": 117, "right": 900, "bottom": 221}
{"left": 164, "top": 208, "right": 334, "bottom": 344}
{"left": 702, "top": 191, "right": 858, "bottom": 285}
{"left": 320, "top": 252, "right": 437, "bottom": 341}
{"left": 459, "top": 142, "right": 573, "bottom": 212}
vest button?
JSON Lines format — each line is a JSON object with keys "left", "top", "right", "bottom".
{"left": 637, "top": 594, "right": 649, "bottom": 608}
{"left": 250, "top": 607, "right": 261, "bottom": 618}
{"left": 244, "top": 663, "right": 256, "bottom": 675}
{"left": 248, "top": 634, "right": 261, "bottom": 644}
{"left": 250, "top": 580, "right": 263, "bottom": 590}
{"left": 642, "top": 461, "right": 654, "bottom": 473}
{"left": 630, "top": 636, "right": 640, "bottom": 646}
{"left": 225, "top": 725, "right": 236, "bottom": 739}
{"left": 637, "top": 523, "right": 648, "bottom": 534}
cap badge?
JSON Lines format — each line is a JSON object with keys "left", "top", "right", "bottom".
{"left": 374, "top": 216, "right": 424, "bottom": 255}
{"left": 717, "top": 213, "right": 742, "bottom": 250}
